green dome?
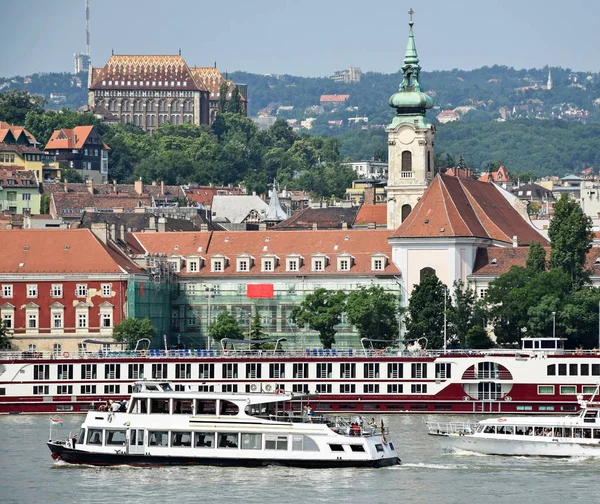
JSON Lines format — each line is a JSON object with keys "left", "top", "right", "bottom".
{"left": 389, "top": 90, "right": 433, "bottom": 112}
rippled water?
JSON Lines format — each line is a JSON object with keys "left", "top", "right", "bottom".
{"left": 0, "top": 413, "right": 597, "bottom": 504}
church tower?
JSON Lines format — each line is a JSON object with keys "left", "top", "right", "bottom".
{"left": 386, "top": 10, "right": 435, "bottom": 230}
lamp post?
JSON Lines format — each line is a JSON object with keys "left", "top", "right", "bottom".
{"left": 443, "top": 287, "right": 447, "bottom": 354}
{"left": 552, "top": 311, "right": 556, "bottom": 339}
{"left": 205, "top": 286, "right": 216, "bottom": 350}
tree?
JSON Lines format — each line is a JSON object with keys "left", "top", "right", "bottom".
{"left": 208, "top": 312, "right": 244, "bottom": 345}
{"left": 227, "top": 86, "right": 243, "bottom": 115}
{"left": 465, "top": 326, "right": 494, "bottom": 349}
{"left": 112, "top": 317, "right": 157, "bottom": 348}
{"left": 526, "top": 241, "right": 547, "bottom": 274}
{"left": 548, "top": 195, "right": 593, "bottom": 289}
{"left": 40, "top": 194, "right": 50, "bottom": 214}
{"left": 0, "top": 90, "right": 46, "bottom": 125}
{"left": 405, "top": 274, "right": 447, "bottom": 349}
{"left": 60, "top": 166, "right": 84, "bottom": 183}
{"left": 447, "top": 280, "right": 476, "bottom": 348}
{"left": 0, "top": 320, "right": 11, "bottom": 349}
{"left": 346, "top": 286, "right": 400, "bottom": 346}
{"left": 249, "top": 308, "right": 266, "bottom": 340}
{"left": 291, "top": 288, "right": 347, "bottom": 348}
{"left": 217, "top": 82, "right": 229, "bottom": 114}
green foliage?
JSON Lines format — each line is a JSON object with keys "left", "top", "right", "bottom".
{"left": 0, "top": 90, "right": 46, "bottom": 125}
{"left": 0, "top": 320, "right": 11, "bottom": 349}
{"left": 24, "top": 107, "right": 105, "bottom": 146}
{"left": 525, "top": 241, "right": 547, "bottom": 274}
{"left": 208, "top": 312, "right": 244, "bottom": 344}
{"left": 346, "top": 286, "right": 400, "bottom": 346}
{"left": 249, "top": 308, "right": 266, "bottom": 340}
{"left": 227, "top": 87, "right": 243, "bottom": 114}
{"left": 218, "top": 82, "right": 229, "bottom": 114}
{"left": 291, "top": 288, "right": 347, "bottom": 349}
{"left": 561, "top": 288, "right": 600, "bottom": 348}
{"left": 405, "top": 274, "right": 447, "bottom": 349}
{"left": 465, "top": 326, "right": 494, "bottom": 349}
{"left": 548, "top": 195, "right": 593, "bottom": 288}
{"left": 112, "top": 317, "right": 157, "bottom": 348}
{"left": 447, "top": 281, "right": 476, "bottom": 348}
{"left": 60, "top": 166, "right": 84, "bottom": 183}
{"left": 40, "top": 194, "right": 50, "bottom": 214}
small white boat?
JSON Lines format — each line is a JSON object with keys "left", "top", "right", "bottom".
{"left": 48, "top": 381, "right": 400, "bottom": 467}
{"left": 426, "top": 387, "right": 600, "bottom": 457}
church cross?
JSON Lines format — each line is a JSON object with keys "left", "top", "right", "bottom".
{"left": 408, "top": 8, "right": 414, "bottom": 22}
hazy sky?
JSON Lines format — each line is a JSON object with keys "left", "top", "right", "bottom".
{"left": 1, "top": 0, "right": 598, "bottom": 77}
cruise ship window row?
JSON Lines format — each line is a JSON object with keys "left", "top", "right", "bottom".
{"left": 547, "top": 363, "right": 600, "bottom": 376}
{"left": 30, "top": 362, "right": 440, "bottom": 381}
{"left": 30, "top": 382, "right": 427, "bottom": 396}
{"left": 538, "top": 385, "right": 598, "bottom": 395}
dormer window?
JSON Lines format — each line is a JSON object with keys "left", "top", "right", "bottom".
{"left": 187, "top": 256, "right": 203, "bottom": 273}
{"left": 167, "top": 257, "right": 182, "bottom": 273}
{"left": 261, "top": 255, "right": 279, "bottom": 272}
{"left": 371, "top": 253, "right": 388, "bottom": 271}
{"left": 236, "top": 254, "right": 254, "bottom": 272}
{"left": 286, "top": 254, "right": 303, "bottom": 272}
{"left": 337, "top": 254, "right": 354, "bottom": 271}
{"left": 311, "top": 254, "right": 328, "bottom": 272}
{"left": 211, "top": 255, "right": 228, "bottom": 273}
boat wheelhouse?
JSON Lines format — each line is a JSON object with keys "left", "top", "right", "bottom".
{"left": 426, "top": 386, "right": 600, "bottom": 457}
{"left": 47, "top": 381, "right": 400, "bottom": 467}
{"left": 3, "top": 337, "right": 600, "bottom": 415}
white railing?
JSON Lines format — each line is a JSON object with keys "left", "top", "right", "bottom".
{"left": 426, "top": 421, "right": 474, "bottom": 436}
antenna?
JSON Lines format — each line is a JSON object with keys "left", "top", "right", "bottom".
{"left": 86, "top": 0, "right": 90, "bottom": 59}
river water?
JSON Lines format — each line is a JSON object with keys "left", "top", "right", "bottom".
{"left": 0, "top": 413, "right": 596, "bottom": 504}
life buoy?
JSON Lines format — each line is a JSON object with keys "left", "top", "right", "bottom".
{"left": 140, "top": 350, "right": 148, "bottom": 357}
{"left": 63, "top": 351, "right": 70, "bottom": 358}
{"left": 51, "top": 452, "right": 60, "bottom": 461}
{"left": 33, "top": 352, "right": 40, "bottom": 359}
{"left": 275, "top": 388, "right": 280, "bottom": 395}
{"left": 498, "top": 418, "right": 507, "bottom": 422}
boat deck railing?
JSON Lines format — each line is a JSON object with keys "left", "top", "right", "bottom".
{"left": 2, "top": 348, "right": 599, "bottom": 361}
{"left": 426, "top": 420, "right": 474, "bottom": 436}
{"left": 261, "top": 413, "right": 389, "bottom": 438}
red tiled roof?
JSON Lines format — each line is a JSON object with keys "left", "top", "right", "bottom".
{"left": 0, "top": 229, "right": 142, "bottom": 274}
{"left": 478, "top": 166, "right": 512, "bottom": 183}
{"left": 185, "top": 186, "right": 243, "bottom": 207}
{"left": 52, "top": 193, "right": 153, "bottom": 217}
{"left": 0, "top": 168, "right": 38, "bottom": 186}
{"left": 391, "top": 174, "right": 548, "bottom": 246}
{"left": 0, "top": 122, "right": 37, "bottom": 144}
{"left": 273, "top": 207, "right": 359, "bottom": 230}
{"left": 354, "top": 204, "right": 387, "bottom": 226}
{"left": 131, "top": 229, "right": 399, "bottom": 277}
{"left": 320, "top": 94, "right": 350, "bottom": 103}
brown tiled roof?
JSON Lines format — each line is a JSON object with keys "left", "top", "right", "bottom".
{"left": 0, "top": 229, "right": 142, "bottom": 274}
{"left": 190, "top": 67, "right": 234, "bottom": 96}
{"left": 131, "top": 229, "right": 399, "bottom": 277}
{"left": 52, "top": 193, "right": 153, "bottom": 217}
{"left": 0, "top": 168, "right": 38, "bottom": 187}
{"left": 478, "top": 166, "right": 512, "bottom": 183}
{"left": 273, "top": 207, "right": 359, "bottom": 230}
{"left": 320, "top": 94, "right": 350, "bottom": 103}
{"left": 472, "top": 246, "right": 600, "bottom": 277}
{"left": 354, "top": 204, "right": 387, "bottom": 226}
{"left": 391, "top": 174, "right": 548, "bottom": 246}
{"left": 0, "top": 142, "right": 49, "bottom": 156}
{"left": 90, "top": 55, "right": 200, "bottom": 91}
{"left": 42, "top": 181, "right": 181, "bottom": 199}
{"left": 185, "top": 186, "right": 243, "bottom": 207}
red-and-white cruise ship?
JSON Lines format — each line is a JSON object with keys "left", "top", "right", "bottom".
{"left": 1, "top": 337, "right": 598, "bottom": 415}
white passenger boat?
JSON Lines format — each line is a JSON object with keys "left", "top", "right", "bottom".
{"left": 426, "top": 387, "right": 600, "bottom": 457}
{"left": 47, "top": 380, "right": 400, "bottom": 467}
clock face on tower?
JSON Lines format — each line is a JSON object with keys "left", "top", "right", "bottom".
{"left": 398, "top": 128, "right": 414, "bottom": 145}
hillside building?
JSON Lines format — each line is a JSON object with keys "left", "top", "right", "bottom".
{"left": 88, "top": 55, "right": 247, "bottom": 133}
{"left": 330, "top": 67, "right": 361, "bottom": 84}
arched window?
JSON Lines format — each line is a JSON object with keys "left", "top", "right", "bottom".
{"left": 420, "top": 267, "right": 436, "bottom": 282}
{"left": 401, "top": 204, "right": 412, "bottom": 222}
{"left": 402, "top": 150, "right": 412, "bottom": 172}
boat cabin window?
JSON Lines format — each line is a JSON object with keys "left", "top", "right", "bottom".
{"left": 171, "top": 432, "right": 192, "bottom": 447}
{"left": 292, "top": 435, "right": 320, "bottom": 452}
{"left": 87, "top": 429, "right": 103, "bottom": 445}
{"left": 219, "top": 400, "right": 239, "bottom": 415}
{"left": 218, "top": 433, "right": 239, "bottom": 448}
{"left": 241, "top": 433, "right": 262, "bottom": 450}
{"left": 245, "top": 402, "right": 276, "bottom": 417}
{"left": 150, "top": 398, "right": 169, "bottom": 414}
{"left": 149, "top": 431, "right": 169, "bottom": 446}
{"left": 195, "top": 399, "right": 216, "bottom": 415}
{"left": 106, "top": 430, "right": 127, "bottom": 445}
{"left": 195, "top": 432, "right": 215, "bottom": 448}
{"left": 173, "top": 400, "right": 193, "bottom": 414}
{"left": 483, "top": 426, "right": 495, "bottom": 434}
{"left": 265, "top": 435, "right": 288, "bottom": 451}
{"left": 129, "top": 398, "right": 148, "bottom": 414}
{"left": 78, "top": 428, "right": 86, "bottom": 442}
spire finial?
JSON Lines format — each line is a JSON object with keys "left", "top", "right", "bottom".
{"left": 408, "top": 8, "right": 414, "bottom": 24}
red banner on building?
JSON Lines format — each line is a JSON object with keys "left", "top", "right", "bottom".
{"left": 247, "top": 284, "right": 274, "bottom": 299}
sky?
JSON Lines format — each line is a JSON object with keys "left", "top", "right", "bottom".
{"left": 1, "top": 0, "right": 598, "bottom": 77}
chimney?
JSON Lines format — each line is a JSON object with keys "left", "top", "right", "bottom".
{"left": 259, "top": 222, "right": 267, "bottom": 231}
{"left": 512, "top": 235, "right": 518, "bottom": 248}
{"left": 200, "top": 223, "right": 209, "bottom": 231}
{"left": 113, "top": 179, "right": 117, "bottom": 193}
{"left": 158, "top": 217, "right": 166, "bottom": 233}
{"left": 64, "top": 180, "right": 69, "bottom": 193}
{"left": 120, "top": 224, "right": 126, "bottom": 242}
{"left": 152, "top": 181, "right": 157, "bottom": 186}
{"left": 312, "top": 223, "right": 318, "bottom": 230}
{"left": 341, "top": 221, "right": 348, "bottom": 230}
{"left": 364, "top": 185, "right": 376, "bottom": 205}
{"left": 160, "top": 180, "right": 165, "bottom": 196}
{"left": 23, "top": 208, "right": 31, "bottom": 218}
{"left": 90, "top": 222, "right": 108, "bottom": 244}
{"left": 149, "top": 215, "right": 156, "bottom": 229}
{"left": 109, "top": 223, "right": 117, "bottom": 241}
{"left": 134, "top": 177, "right": 143, "bottom": 195}
{"left": 85, "top": 178, "right": 93, "bottom": 194}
